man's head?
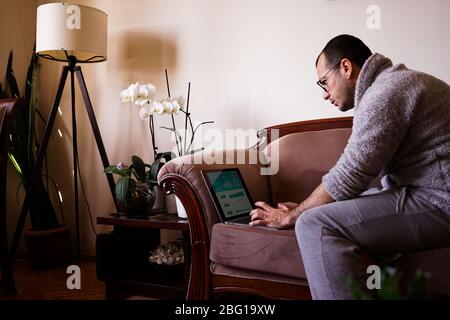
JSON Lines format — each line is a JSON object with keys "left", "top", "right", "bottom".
{"left": 316, "top": 34, "right": 372, "bottom": 111}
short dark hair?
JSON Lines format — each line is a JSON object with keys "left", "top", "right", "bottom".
{"left": 316, "top": 34, "right": 372, "bottom": 69}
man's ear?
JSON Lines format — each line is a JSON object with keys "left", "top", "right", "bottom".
{"left": 341, "top": 58, "right": 353, "bottom": 79}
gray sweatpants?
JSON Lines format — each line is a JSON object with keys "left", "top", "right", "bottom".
{"left": 295, "top": 187, "right": 450, "bottom": 300}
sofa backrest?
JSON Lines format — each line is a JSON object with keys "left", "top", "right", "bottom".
{"left": 265, "top": 128, "right": 352, "bottom": 205}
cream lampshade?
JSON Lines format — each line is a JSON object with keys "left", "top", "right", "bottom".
{"left": 36, "top": 3, "right": 107, "bottom": 63}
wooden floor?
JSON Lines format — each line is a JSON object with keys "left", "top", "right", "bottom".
{"left": 0, "top": 257, "right": 105, "bottom": 300}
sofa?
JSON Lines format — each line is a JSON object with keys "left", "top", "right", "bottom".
{"left": 158, "top": 117, "right": 450, "bottom": 300}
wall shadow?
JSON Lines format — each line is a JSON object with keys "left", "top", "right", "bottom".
{"left": 115, "top": 29, "right": 178, "bottom": 74}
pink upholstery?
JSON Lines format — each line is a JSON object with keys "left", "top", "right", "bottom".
{"left": 210, "top": 223, "right": 306, "bottom": 279}
{"left": 267, "top": 128, "right": 351, "bottom": 204}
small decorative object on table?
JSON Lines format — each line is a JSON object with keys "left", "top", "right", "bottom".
{"left": 149, "top": 240, "right": 185, "bottom": 266}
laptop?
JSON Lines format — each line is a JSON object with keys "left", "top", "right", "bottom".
{"left": 201, "top": 168, "right": 255, "bottom": 225}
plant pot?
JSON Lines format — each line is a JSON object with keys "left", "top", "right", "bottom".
{"left": 119, "top": 192, "right": 156, "bottom": 216}
{"left": 152, "top": 186, "right": 166, "bottom": 210}
{"left": 24, "top": 225, "right": 72, "bottom": 269}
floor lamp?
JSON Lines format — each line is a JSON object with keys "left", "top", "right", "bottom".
{"left": 9, "top": 3, "right": 117, "bottom": 268}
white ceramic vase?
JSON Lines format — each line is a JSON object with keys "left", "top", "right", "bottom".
{"left": 165, "top": 194, "right": 187, "bottom": 219}
{"left": 175, "top": 196, "right": 187, "bottom": 219}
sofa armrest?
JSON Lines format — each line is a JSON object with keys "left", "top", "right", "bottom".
{"left": 158, "top": 169, "right": 210, "bottom": 299}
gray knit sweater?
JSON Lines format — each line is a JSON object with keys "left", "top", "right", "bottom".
{"left": 322, "top": 53, "right": 450, "bottom": 213}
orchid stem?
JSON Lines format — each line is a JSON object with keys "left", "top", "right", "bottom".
{"left": 184, "top": 82, "right": 191, "bottom": 155}
{"left": 165, "top": 68, "right": 171, "bottom": 98}
{"left": 149, "top": 115, "right": 157, "bottom": 159}
{"left": 171, "top": 114, "right": 181, "bottom": 156}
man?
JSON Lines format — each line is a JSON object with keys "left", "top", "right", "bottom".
{"left": 249, "top": 34, "right": 450, "bottom": 299}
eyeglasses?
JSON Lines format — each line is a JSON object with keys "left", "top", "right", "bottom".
{"left": 316, "top": 62, "right": 340, "bottom": 93}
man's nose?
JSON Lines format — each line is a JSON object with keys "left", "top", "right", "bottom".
{"left": 323, "top": 91, "right": 330, "bottom": 100}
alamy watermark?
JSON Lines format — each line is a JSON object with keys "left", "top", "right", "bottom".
{"left": 366, "top": 264, "right": 381, "bottom": 290}
{"left": 166, "top": 127, "right": 280, "bottom": 175}
{"left": 66, "top": 265, "right": 81, "bottom": 290}
{"left": 66, "top": 4, "right": 81, "bottom": 30}
{"left": 367, "top": 5, "right": 381, "bottom": 30}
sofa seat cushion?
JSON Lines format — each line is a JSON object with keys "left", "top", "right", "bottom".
{"left": 210, "top": 223, "right": 306, "bottom": 279}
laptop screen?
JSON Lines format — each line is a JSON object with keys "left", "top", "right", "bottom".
{"left": 202, "top": 169, "right": 254, "bottom": 220}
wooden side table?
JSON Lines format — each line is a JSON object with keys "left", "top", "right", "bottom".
{"left": 96, "top": 210, "right": 190, "bottom": 299}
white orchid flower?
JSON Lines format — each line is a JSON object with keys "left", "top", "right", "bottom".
{"left": 151, "top": 100, "right": 165, "bottom": 115}
{"left": 171, "top": 99, "right": 181, "bottom": 114}
{"left": 134, "top": 84, "right": 152, "bottom": 106}
{"left": 143, "top": 83, "right": 156, "bottom": 99}
{"left": 120, "top": 88, "right": 132, "bottom": 102}
{"left": 162, "top": 100, "right": 174, "bottom": 114}
{"left": 138, "top": 104, "right": 153, "bottom": 120}
{"left": 175, "top": 95, "right": 186, "bottom": 110}
{"left": 120, "top": 82, "right": 138, "bottom": 103}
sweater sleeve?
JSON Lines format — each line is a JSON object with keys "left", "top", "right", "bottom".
{"left": 322, "top": 83, "right": 415, "bottom": 200}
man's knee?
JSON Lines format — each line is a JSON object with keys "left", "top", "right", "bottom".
{"left": 296, "top": 206, "right": 329, "bottom": 226}
{"left": 295, "top": 206, "right": 328, "bottom": 239}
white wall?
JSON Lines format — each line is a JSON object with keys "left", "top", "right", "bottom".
{"left": 4, "top": 0, "right": 450, "bottom": 255}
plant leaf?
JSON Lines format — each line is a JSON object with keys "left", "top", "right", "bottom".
{"left": 131, "top": 155, "right": 146, "bottom": 181}
{"left": 104, "top": 166, "right": 130, "bottom": 177}
{"left": 149, "top": 158, "right": 162, "bottom": 183}
{"left": 0, "top": 82, "right": 6, "bottom": 98}
{"left": 27, "top": 52, "right": 38, "bottom": 170}
{"left": 407, "top": 269, "right": 431, "bottom": 299}
{"left": 6, "top": 51, "right": 20, "bottom": 98}
{"left": 128, "top": 179, "right": 137, "bottom": 200}
{"left": 158, "top": 151, "right": 176, "bottom": 162}
{"left": 5, "top": 49, "right": 60, "bottom": 229}
{"left": 115, "top": 176, "right": 130, "bottom": 203}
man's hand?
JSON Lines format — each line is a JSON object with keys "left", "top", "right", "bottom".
{"left": 249, "top": 201, "right": 299, "bottom": 229}
{"left": 277, "top": 202, "right": 299, "bottom": 211}
{"left": 249, "top": 183, "right": 335, "bottom": 229}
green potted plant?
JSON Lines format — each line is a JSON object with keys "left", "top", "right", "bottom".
{"left": 104, "top": 153, "right": 174, "bottom": 215}
{"left": 1, "top": 50, "right": 70, "bottom": 268}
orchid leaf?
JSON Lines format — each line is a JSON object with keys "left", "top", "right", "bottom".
{"left": 131, "top": 155, "right": 146, "bottom": 181}
{"left": 128, "top": 179, "right": 137, "bottom": 199}
{"left": 104, "top": 166, "right": 130, "bottom": 177}
{"left": 115, "top": 176, "right": 130, "bottom": 203}
{"left": 148, "top": 152, "right": 174, "bottom": 185}
{"left": 149, "top": 158, "right": 162, "bottom": 184}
